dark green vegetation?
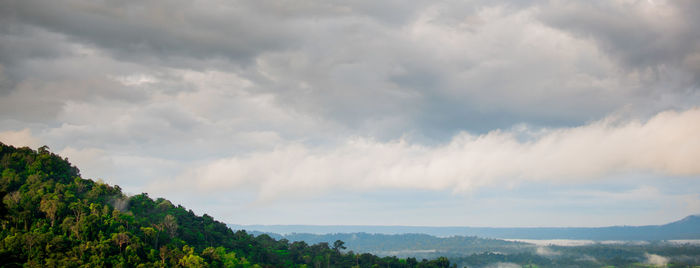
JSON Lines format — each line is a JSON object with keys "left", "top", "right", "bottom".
{"left": 254, "top": 232, "right": 700, "bottom": 267}
{"left": 0, "top": 142, "right": 454, "bottom": 267}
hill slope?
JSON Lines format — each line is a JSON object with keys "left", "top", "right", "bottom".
{"left": 0, "top": 142, "right": 452, "bottom": 267}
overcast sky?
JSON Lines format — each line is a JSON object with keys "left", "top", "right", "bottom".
{"left": 1, "top": 0, "right": 700, "bottom": 227}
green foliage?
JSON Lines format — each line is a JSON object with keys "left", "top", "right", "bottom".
{"left": 0, "top": 142, "right": 454, "bottom": 267}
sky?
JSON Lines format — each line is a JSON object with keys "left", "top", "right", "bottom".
{"left": 1, "top": 0, "right": 700, "bottom": 227}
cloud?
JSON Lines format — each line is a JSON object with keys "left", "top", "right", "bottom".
{"left": 576, "top": 255, "right": 598, "bottom": 263}
{"left": 0, "top": 0, "right": 299, "bottom": 65}
{"left": 645, "top": 253, "right": 669, "bottom": 266}
{"left": 539, "top": 0, "right": 700, "bottom": 85}
{"left": 239, "top": 0, "right": 699, "bottom": 135}
{"left": 483, "top": 263, "right": 521, "bottom": 268}
{"left": 246, "top": 2, "right": 633, "bottom": 134}
{"left": 0, "top": 128, "right": 40, "bottom": 148}
{"left": 2, "top": 0, "right": 700, "bottom": 225}
{"left": 59, "top": 146, "right": 183, "bottom": 192}
{"left": 3, "top": 0, "right": 699, "bottom": 137}
{"left": 536, "top": 246, "right": 561, "bottom": 257}
{"left": 172, "top": 108, "right": 700, "bottom": 200}
{"left": 507, "top": 239, "right": 595, "bottom": 246}
{"left": 59, "top": 146, "right": 114, "bottom": 179}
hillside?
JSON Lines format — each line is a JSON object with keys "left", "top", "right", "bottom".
{"left": 0, "top": 142, "right": 453, "bottom": 267}
{"left": 231, "top": 215, "right": 700, "bottom": 241}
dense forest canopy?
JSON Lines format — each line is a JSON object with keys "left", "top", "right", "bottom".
{"left": 0, "top": 142, "right": 454, "bottom": 267}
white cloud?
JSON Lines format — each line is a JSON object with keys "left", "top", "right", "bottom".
{"left": 645, "top": 253, "right": 669, "bottom": 266}
{"left": 59, "top": 146, "right": 114, "bottom": 178}
{"left": 536, "top": 246, "right": 561, "bottom": 257}
{"left": 173, "top": 108, "right": 700, "bottom": 200}
{"left": 111, "top": 74, "right": 158, "bottom": 86}
{"left": 505, "top": 239, "right": 596, "bottom": 247}
{"left": 0, "top": 128, "right": 41, "bottom": 148}
{"left": 59, "top": 146, "right": 183, "bottom": 192}
{"left": 484, "top": 263, "right": 521, "bottom": 268}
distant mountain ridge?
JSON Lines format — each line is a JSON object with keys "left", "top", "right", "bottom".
{"left": 230, "top": 215, "right": 700, "bottom": 241}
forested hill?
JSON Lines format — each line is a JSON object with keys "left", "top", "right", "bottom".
{"left": 0, "top": 142, "right": 453, "bottom": 267}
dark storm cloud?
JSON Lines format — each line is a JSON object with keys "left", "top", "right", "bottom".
{"left": 0, "top": 24, "right": 70, "bottom": 67}
{"left": 0, "top": 24, "right": 74, "bottom": 94}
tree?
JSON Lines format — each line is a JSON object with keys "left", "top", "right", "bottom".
{"left": 24, "top": 233, "right": 38, "bottom": 262}
{"left": 39, "top": 197, "right": 61, "bottom": 227}
{"left": 113, "top": 232, "right": 130, "bottom": 254}
{"left": 163, "top": 214, "right": 178, "bottom": 238}
{"left": 141, "top": 226, "right": 157, "bottom": 248}
{"left": 179, "top": 245, "right": 207, "bottom": 267}
{"left": 159, "top": 245, "right": 171, "bottom": 265}
{"left": 333, "top": 240, "right": 346, "bottom": 252}
{"left": 38, "top": 145, "right": 50, "bottom": 154}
